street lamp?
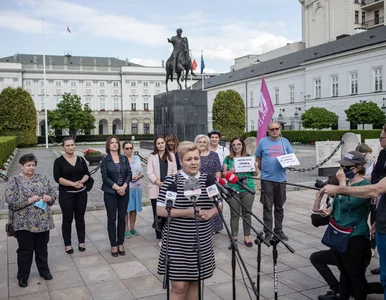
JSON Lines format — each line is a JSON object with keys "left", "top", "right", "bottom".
{"left": 382, "top": 98, "right": 386, "bottom": 113}
{"left": 294, "top": 107, "right": 301, "bottom": 116}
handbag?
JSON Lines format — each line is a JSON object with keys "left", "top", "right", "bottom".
{"left": 321, "top": 196, "right": 364, "bottom": 253}
{"left": 85, "top": 176, "right": 94, "bottom": 192}
{"left": 5, "top": 222, "right": 14, "bottom": 237}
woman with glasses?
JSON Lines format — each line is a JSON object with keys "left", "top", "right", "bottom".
{"left": 195, "top": 134, "right": 223, "bottom": 233}
{"left": 6, "top": 153, "right": 56, "bottom": 287}
{"left": 223, "top": 137, "right": 257, "bottom": 247}
{"left": 147, "top": 136, "right": 177, "bottom": 247}
{"left": 319, "top": 151, "right": 371, "bottom": 300}
{"left": 123, "top": 141, "right": 144, "bottom": 238}
{"left": 208, "top": 130, "right": 229, "bottom": 167}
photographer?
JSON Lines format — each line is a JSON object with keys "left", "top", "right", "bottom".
{"left": 310, "top": 174, "right": 383, "bottom": 300}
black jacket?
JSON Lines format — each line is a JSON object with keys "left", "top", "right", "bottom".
{"left": 101, "top": 154, "right": 132, "bottom": 195}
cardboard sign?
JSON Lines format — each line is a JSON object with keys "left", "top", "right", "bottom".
{"left": 234, "top": 157, "right": 256, "bottom": 173}
{"left": 276, "top": 153, "right": 300, "bottom": 168}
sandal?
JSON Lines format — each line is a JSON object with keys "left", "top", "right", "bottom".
{"left": 244, "top": 240, "right": 253, "bottom": 247}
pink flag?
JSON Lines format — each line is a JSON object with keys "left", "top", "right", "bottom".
{"left": 256, "top": 75, "right": 274, "bottom": 145}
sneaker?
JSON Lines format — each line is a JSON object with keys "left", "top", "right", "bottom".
{"left": 125, "top": 230, "right": 131, "bottom": 238}
{"left": 130, "top": 229, "right": 139, "bottom": 236}
{"left": 318, "top": 290, "right": 339, "bottom": 300}
{"left": 275, "top": 232, "right": 289, "bottom": 241}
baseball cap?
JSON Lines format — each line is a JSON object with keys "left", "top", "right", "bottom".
{"left": 337, "top": 151, "right": 366, "bottom": 166}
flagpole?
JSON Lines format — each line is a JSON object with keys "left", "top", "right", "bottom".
{"left": 201, "top": 50, "right": 204, "bottom": 91}
{"left": 42, "top": 18, "right": 48, "bottom": 149}
{"left": 189, "top": 50, "right": 192, "bottom": 90}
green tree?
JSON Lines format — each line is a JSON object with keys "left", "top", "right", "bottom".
{"left": 345, "top": 101, "right": 386, "bottom": 129}
{"left": 301, "top": 107, "right": 338, "bottom": 130}
{"left": 212, "top": 90, "right": 245, "bottom": 139}
{"left": 48, "top": 93, "right": 95, "bottom": 139}
{"left": 0, "top": 87, "right": 37, "bottom": 147}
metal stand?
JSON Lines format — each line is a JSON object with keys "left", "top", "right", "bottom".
{"left": 193, "top": 201, "right": 203, "bottom": 300}
{"left": 163, "top": 206, "right": 173, "bottom": 300}
{"left": 270, "top": 236, "right": 280, "bottom": 300}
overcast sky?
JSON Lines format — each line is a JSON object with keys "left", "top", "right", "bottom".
{"left": 0, "top": 0, "right": 302, "bottom": 73}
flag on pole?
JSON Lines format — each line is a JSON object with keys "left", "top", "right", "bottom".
{"left": 256, "top": 75, "right": 275, "bottom": 145}
{"left": 200, "top": 53, "right": 205, "bottom": 74}
{"left": 67, "top": 26, "right": 71, "bottom": 34}
{"left": 192, "top": 59, "right": 197, "bottom": 71}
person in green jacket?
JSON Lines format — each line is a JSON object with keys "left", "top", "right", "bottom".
{"left": 320, "top": 151, "right": 371, "bottom": 300}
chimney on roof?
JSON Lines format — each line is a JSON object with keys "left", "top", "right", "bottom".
{"left": 13, "top": 54, "right": 17, "bottom": 62}
{"left": 125, "top": 58, "right": 129, "bottom": 65}
{"left": 161, "top": 60, "right": 165, "bottom": 68}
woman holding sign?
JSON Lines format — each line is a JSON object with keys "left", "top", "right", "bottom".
{"left": 223, "top": 137, "right": 257, "bottom": 247}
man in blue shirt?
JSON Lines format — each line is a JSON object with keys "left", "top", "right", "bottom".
{"left": 255, "top": 121, "right": 293, "bottom": 242}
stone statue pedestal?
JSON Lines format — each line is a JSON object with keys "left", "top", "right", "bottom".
{"left": 154, "top": 90, "right": 208, "bottom": 142}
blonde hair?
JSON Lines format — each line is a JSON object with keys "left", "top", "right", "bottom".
{"left": 355, "top": 143, "right": 372, "bottom": 154}
{"left": 177, "top": 141, "right": 201, "bottom": 160}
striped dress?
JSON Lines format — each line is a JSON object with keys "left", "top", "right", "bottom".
{"left": 157, "top": 172, "right": 216, "bottom": 281}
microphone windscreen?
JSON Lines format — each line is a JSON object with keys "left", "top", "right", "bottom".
{"left": 216, "top": 177, "right": 227, "bottom": 186}
{"left": 225, "top": 172, "right": 238, "bottom": 184}
{"left": 205, "top": 173, "right": 216, "bottom": 187}
{"left": 184, "top": 176, "right": 201, "bottom": 190}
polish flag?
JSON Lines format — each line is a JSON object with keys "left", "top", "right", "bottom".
{"left": 192, "top": 59, "right": 198, "bottom": 71}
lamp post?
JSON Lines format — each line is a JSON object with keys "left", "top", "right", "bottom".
{"left": 294, "top": 107, "right": 302, "bottom": 130}
{"left": 382, "top": 98, "right": 386, "bottom": 114}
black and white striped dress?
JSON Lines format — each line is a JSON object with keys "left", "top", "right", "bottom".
{"left": 157, "top": 172, "right": 216, "bottom": 281}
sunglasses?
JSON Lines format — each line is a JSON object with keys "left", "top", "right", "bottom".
{"left": 269, "top": 127, "right": 280, "bottom": 132}
{"left": 231, "top": 143, "right": 242, "bottom": 147}
{"left": 124, "top": 147, "right": 133, "bottom": 150}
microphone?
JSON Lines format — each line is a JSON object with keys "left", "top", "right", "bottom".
{"left": 205, "top": 174, "right": 222, "bottom": 204}
{"left": 183, "top": 176, "right": 201, "bottom": 203}
{"left": 225, "top": 172, "right": 256, "bottom": 195}
{"left": 216, "top": 177, "right": 239, "bottom": 195}
{"left": 165, "top": 181, "right": 177, "bottom": 212}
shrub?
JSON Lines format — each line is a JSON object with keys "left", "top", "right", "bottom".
{"left": 0, "top": 136, "right": 17, "bottom": 166}
{"left": 0, "top": 87, "right": 37, "bottom": 147}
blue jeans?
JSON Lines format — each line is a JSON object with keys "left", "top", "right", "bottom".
{"left": 376, "top": 232, "right": 386, "bottom": 298}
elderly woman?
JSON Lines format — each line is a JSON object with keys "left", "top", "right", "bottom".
{"left": 321, "top": 151, "right": 372, "bottom": 300}
{"left": 157, "top": 141, "right": 217, "bottom": 300}
{"left": 147, "top": 136, "right": 177, "bottom": 247}
{"left": 195, "top": 134, "right": 223, "bottom": 233}
{"left": 101, "top": 136, "right": 132, "bottom": 257}
{"left": 6, "top": 153, "right": 56, "bottom": 288}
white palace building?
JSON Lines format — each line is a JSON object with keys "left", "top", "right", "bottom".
{"left": 0, "top": 55, "right": 200, "bottom": 136}
{"left": 193, "top": 0, "right": 386, "bottom": 131}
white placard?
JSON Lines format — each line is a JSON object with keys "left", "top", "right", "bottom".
{"left": 315, "top": 141, "right": 341, "bottom": 168}
{"left": 234, "top": 156, "right": 256, "bottom": 173}
{"left": 276, "top": 153, "right": 300, "bottom": 168}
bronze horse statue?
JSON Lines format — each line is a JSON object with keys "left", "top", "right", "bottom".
{"left": 165, "top": 37, "right": 196, "bottom": 91}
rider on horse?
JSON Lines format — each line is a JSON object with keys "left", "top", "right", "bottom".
{"left": 167, "top": 28, "right": 183, "bottom": 74}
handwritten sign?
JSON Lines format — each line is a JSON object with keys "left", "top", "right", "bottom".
{"left": 276, "top": 153, "right": 300, "bottom": 168}
{"left": 234, "top": 157, "right": 256, "bottom": 173}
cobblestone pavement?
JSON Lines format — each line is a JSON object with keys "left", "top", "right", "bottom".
{"left": 1, "top": 189, "right": 382, "bottom": 299}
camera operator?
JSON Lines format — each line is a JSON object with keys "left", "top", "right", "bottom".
{"left": 310, "top": 174, "right": 383, "bottom": 300}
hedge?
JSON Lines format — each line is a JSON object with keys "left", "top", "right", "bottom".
{"left": 38, "top": 134, "right": 156, "bottom": 144}
{"left": 0, "top": 136, "right": 17, "bottom": 166}
{"left": 242, "top": 130, "right": 381, "bottom": 144}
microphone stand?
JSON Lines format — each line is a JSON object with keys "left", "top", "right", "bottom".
{"left": 221, "top": 194, "right": 267, "bottom": 300}
{"left": 163, "top": 205, "right": 173, "bottom": 300}
{"left": 225, "top": 191, "right": 295, "bottom": 300}
{"left": 192, "top": 198, "right": 203, "bottom": 300}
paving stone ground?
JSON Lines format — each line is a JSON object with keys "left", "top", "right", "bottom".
{"left": 0, "top": 144, "right": 383, "bottom": 299}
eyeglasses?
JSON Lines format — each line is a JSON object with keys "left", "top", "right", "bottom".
{"left": 124, "top": 147, "right": 133, "bottom": 150}
{"left": 198, "top": 141, "right": 207, "bottom": 144}
{"left": 269, "top": 127, "right": 280, "bottom": 132}
{"left": 379, "top": 137, "right": 386, "bottom": 141}
{"left": 340, "top": 165, "right": 354, "bottom": 171}
{"left": 231, "top": 143, "right": 242, "bottom": 147}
